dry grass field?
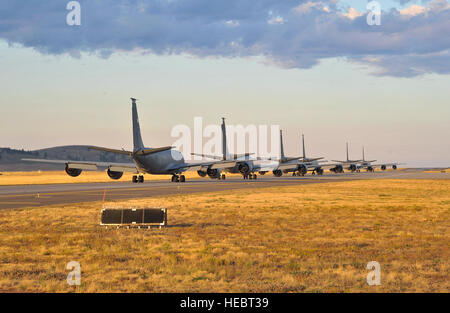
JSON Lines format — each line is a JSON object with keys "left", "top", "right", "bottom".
{"left": 0, "top": 179, "right": 448, "bottom": 292}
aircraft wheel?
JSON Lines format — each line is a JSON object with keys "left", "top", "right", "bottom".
{"left": 171, "top": 175, "right": 178, "bottom": 182}
{"left": 180, "top": 175, "right": 185, "bottom": 182}
{"left": 138, "top": 176, "right": 144, "bottom": 183}
{"left": 132, "top": 175, "right": 138, "bottom": 183}
{"left": 253, "top": 174, "right": 257, "bottom": 180}
{"left": 221, "top": 174, "right": 226, "bottom": 180}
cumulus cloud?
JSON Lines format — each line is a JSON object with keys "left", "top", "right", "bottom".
{"left": 0, "top": 0, "right": 449, "bottom": 77}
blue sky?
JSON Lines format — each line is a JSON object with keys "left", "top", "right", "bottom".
{"left": 0, "top": 0, "right": 449, "bottom": 167}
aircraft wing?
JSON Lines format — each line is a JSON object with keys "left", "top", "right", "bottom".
{"left": 316, "top": 163, "right": 344, "bottom": 169}
{"left": 331, "top": 160, "right": 362, "bottom": 164}
{"left": 191, "top": 153, "right": 254, "bottom": 160}
{"left": 301, "top": 157, "right": 324, "bottom": 162}
{"left": 276, "top": 162, "right": 298, "bottom": 171}
{"left": 167, "top": 160, "right": 237, "bottom": 172}
{"left": 22, "top": 158, "right": 138, "bottom": 173}
{"left": 370, "top": 162, "right": 402, "bottom": 168}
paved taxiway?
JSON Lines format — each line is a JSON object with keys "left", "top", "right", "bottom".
{"left": 0, "top": 169, "right": 447, "bottom": 210}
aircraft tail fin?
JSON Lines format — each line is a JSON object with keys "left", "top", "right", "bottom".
{"left": 131, "top": 98, "right": 145, "bottom": 152}
{"left": 280, "top": 130, "right": 285, "bottom": 160}
{"left": 346, "top": 142, "right": 349, "bottom": 162}
{"left": 302, "top": 133, "right": 306, "bottom": 159}
{"left": 221, "top": 117, "right": 228, "bottom": 160}
{"left": 362, "top": 146, "right": 365, "bottom": 162}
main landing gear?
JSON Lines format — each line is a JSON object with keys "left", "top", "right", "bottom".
{"left": 132, "top": 175, "right": 144, "bottom": 183}
{"left": 219, "top": 174, "right": 226, "bottom": 180}
{"left": 243, "top": 173, "right": 257, "bottom": 180}
{"left": 171, "top": 174, "right": 186, "bottom": 183}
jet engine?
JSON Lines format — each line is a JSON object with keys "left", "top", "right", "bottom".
{"left": 107, "top": 168, "right": 123, "bottom": 180}
{"left": 348, "top": 164, "right": 357, "bottom": 172}
{"left": 297, "top": 164, "right": 307, "bottom": 175}
{"left": 197, "top": 170, "right": 207, "bottom": 177}
{"left": 367, "top": 166, "right": 374, "bottom": 172}
{"left": 392, "top": 165, "right": 397, "bottom": 170}
{"left": 207, "top": 168, "right": 221, "bottom": 179}
{"left": 330, "top": 164, "right": 343, "bottom": 173}
{"left": 65, "top": 165, "right": 82, "bottom": 177}
{"left": 238, "top": 162, "right": 253, "bottom": 175}
{"left": 381, "top": 165, "right": 386, "bottom": 170}
{"left": 272, "top": 169, "right": 282, "bottom": 177}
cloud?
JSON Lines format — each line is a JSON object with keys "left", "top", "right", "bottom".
{"left": 399, "top": 5, "right": 426, "bottom": 16}
{"left": 0, "top": 0, "right": 449, "bottom": 77}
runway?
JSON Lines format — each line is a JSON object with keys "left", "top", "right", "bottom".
{"left": 0, "top": 169, "right": 447, "bottom": 210}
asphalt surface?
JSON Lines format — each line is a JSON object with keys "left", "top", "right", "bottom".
{"left": 0, "top": 169, "right": 447, "bottom": 210}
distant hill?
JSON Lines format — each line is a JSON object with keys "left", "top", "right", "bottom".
{"left": 0, "top": 146, "right": 131, "bottom": 171}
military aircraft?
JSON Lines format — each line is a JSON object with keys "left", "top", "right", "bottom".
{"left": 270, "top": 132, "right": 324, "bottom": 177}
{"left": 192, "top": 118, "right": 277, "bottom": 180}
{"left": 23, "top": 98, "right": 235, "bottom": 183}
{"left": 358, "top": 146, "right": 401, "bottom": 172}
{"left": 331, "top": 142, "right": 363, "bottom": 173}
{"left": 357, "top": 146, "right": 377, "bottom": 172}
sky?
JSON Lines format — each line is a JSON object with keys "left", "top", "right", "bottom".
{"left": 0, "top": 0, "right": 449, "bottom": 167}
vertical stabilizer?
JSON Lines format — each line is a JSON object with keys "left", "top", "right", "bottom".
{"left": 302, "top": 133, "right": 306, "bottom": 159}
{"left": 131, "top": 98, "right": 144, "bottom": 152}
{"left": 221, "top": 117, "right": 228, "bottom": 160}
{"left": 280, "top": 130, "right": 285, "bottom": 160}
{"left": 346, "top": 142, "right": 349, "bottom": 162}
{"left": 362, "top": 146, "right": 365, "bottom": 162}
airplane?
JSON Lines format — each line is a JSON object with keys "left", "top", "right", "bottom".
{"left": 192, "top": 118, "right": 276, "bottom": 180}
{"left": 331, "top": 142, "right": 363, "bottom": 173}
{"left": 270, "top": 131, "right": 324, "bottom": 177}
{"left": 358, "top": 146, "right": 377, "bottom": 172}
{"left": 358, "top": 146, "right": 401, "bottom": 171}
{"left": 23, "top": 98, "right": 235, "bottom": 183}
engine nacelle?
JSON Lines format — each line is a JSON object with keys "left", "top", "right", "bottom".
{"left": 392, "top": 165, "right": 397, "bottom": 170}
{"left": 297, "top": 164, "right": 307, "bottom": 175}
{"left": 272, "top": 169, "right": 282, "bottom": 177}
{"left": 197, "top": 170, "right": 207, "bottom": 177}
{"left": 238, "top": 162, "right": 253, "bottom": 175}
{"left": 65, "top": 165, "right": 82, "bottom": 177}
{"left": 207, "top": 168, "right": 221, "bottom": 179}
{"left": 367, "top": 166, "right": 374, "bottom": 172}
{"left": 381, "top": 165, "right": 386, "bottom": 170}
{"left": 348, "top": 164, "right": 357, "bottom": 172}
{"left": 315, "top": 167, "right": 324, "bottom": 175}
{"left": 107, "top": 168, "right": 123, "bottom": 180}
{"left": 330, "top": 164, "right": 343, "bottom": 173}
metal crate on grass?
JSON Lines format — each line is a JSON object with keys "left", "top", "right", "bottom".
{"left": 100, "top": 207, "right": 167, "bottom": 228}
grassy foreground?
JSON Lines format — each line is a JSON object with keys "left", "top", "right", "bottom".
{"left": 0, "top": 179, "right": 448, "bottom": 292}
